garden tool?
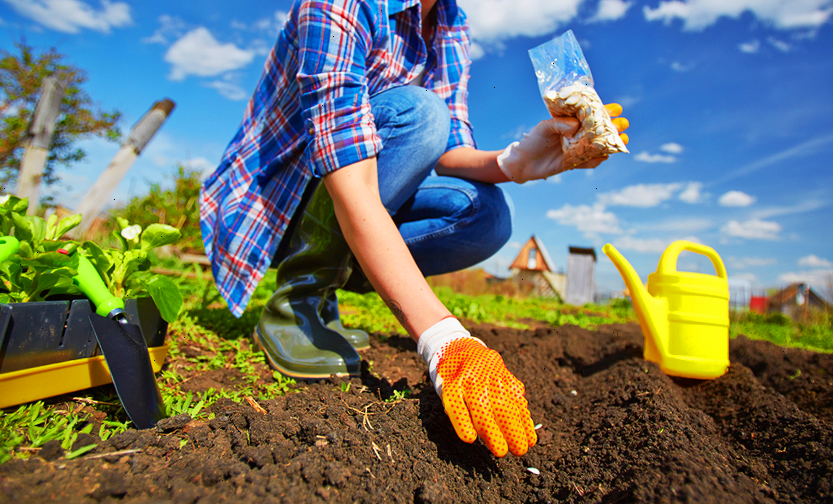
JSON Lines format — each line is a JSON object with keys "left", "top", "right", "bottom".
{"left": 255, "top": 182, "right": 363, "bottom": 379}
{"left": 0, "top": 236, "right": 19, "bottom": 351}
{"left": 603, "top": 240, "right": 730, "bottom": 380}
{"left": 58, "top": 248, "right": 168, "bottom": 428}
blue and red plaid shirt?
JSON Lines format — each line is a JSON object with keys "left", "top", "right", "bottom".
{"left": 200, "top": 0, "right": 476, "bottom": 317}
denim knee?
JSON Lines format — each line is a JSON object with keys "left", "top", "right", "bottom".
{"left": 473, "top": 184, "right": 513, "bottom": 259}
{"left": 371, "top": 86, "right": 450, "bottom": 161}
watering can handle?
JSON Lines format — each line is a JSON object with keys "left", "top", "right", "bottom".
{"left": 0, "top": 236, "right": 20, "bottom": 263}
{"left": 658, "top": 240, "right": 727, "bottom": 279}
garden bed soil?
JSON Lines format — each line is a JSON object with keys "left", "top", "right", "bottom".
{"left": 1, "top": 322, "right": 831, "bottom": 503}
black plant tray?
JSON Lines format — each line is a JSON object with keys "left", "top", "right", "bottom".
{"left": 0, "top": 297, "right": 167, "bottom": 375}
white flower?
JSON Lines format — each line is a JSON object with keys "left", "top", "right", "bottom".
{"left": 121, "top": 224, "right": 142, "bottom": 242}
{"left": 0, "top": 195, "right": 9, "bottom": 205}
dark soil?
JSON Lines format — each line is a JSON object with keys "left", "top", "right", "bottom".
{"left": 2, "top": 322, "right": 832, "bottom": 503}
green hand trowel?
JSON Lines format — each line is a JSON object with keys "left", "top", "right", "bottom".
{"left": 58, "top": 248, "right": 168, "bottom": 429}
{"left": 0, "top": 236, "right": 20, "bottom": 350}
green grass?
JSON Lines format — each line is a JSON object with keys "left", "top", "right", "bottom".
{"left": 730, "top": 310, "right": 833, "bottom": 353}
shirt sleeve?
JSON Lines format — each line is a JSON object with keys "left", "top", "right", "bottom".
{"left": 296, "top": 0, "right": 384, "bottom": 177}
{"left": 437, "top": 11, "right": 476, "bottom": 152}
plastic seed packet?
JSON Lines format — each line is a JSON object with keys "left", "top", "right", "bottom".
{"left": 529, "top": 30, "right": 628, "bottom": 167}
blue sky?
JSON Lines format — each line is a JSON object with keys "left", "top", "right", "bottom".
{"left": 1, "top": 0, "right": 832, "bottom": 298}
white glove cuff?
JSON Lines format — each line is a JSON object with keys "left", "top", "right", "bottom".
{"left": 417, "top": 317, "right": 485, "bottom": 397}
{"left": 496, "top": 142, "right": 526, "bottom": 183}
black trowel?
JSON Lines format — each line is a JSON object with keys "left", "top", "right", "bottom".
{"left": 59, "top": 248, "right": 168, "bottom": 429}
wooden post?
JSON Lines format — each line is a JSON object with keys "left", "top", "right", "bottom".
{"left": 15, "top": 77, "right": 65, "bottom": 214}
{"left": 72, "top": 99, "right": 175, "bottom": 236}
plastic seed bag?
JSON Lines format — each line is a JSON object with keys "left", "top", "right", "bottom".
{"left": 529, "top": 30, "right": 628, "bottom": 167}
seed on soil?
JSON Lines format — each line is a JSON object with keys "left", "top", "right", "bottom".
{"left": 527, "top": 468, "right": 541, "bottom": 475}
{"left": 570, "top": 390, "right": 577, "bottom": 396}
{"left": 534, "top": 423, "right": 543, "bottom": 430}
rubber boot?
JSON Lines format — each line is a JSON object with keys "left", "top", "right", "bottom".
{"left": 254, "top": 184, "right": 362, "bottom": 379}
{"left": 321, "top": 290, "right": 370, "bottom": 350}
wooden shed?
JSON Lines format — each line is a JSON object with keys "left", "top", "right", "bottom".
{"left": 565, "top": 246, "right": 596, "bottom": 306}
{"left": 509, "top": 236, "right": 565, "bottom": 298}
{"left": 767, "top": 283, "right": 828, "bottom": 320}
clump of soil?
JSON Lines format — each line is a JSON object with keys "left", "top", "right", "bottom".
{"left": 1, "top": 322, "right": 831, "bottom": 503}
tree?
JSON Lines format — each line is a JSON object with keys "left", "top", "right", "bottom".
{"left": 0, "top": 40, "right": 121, "bottom": 198}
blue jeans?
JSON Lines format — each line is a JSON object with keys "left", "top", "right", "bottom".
{"left": 372, "top": 86, "right": 513, "bottom": 276}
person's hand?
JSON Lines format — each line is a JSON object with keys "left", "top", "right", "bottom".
{"left": 418, "top": 317, "right": 536, "bottom": 457}
{"left": 496, "top": 103, "right": 630, "bottom": 183}
{"left": 496, "top": 116, "right": 579, "bottom": 183}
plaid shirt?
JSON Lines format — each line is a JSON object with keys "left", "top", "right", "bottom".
{"left": 200, "top": 0, "right": 476, "bottom": 317}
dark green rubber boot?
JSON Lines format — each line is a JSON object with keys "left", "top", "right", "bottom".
{"left": 321, "top": 290, "right": 370, "bottom": 350}
{"left": 254, "top": 184, "right": 361, "bottom": 379}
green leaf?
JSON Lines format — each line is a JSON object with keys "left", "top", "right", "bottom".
{"left": 55, "top": 214, "right": 82, "bottom": 239}
{"left": 45, "top": 214, "right": 58, "bottom": 240}
{"left": 24, "top": 216, "right": 47, "bottom": 245}
{"left": 81, "top": 241, "right": 112, "bottom": 279}
{"left": 11, "top": 198, "right": 28, "bottom": 214}
{"left": 11, "top": 212, "right": 33, "bottom": 243}
{"left": 116, "top": 217, "right": 130, "bottom": 231}
{"left": 17, "top": 241, "right": 33, "bottom": 259}
{"left": 143, "top": 275, "right": 183, "bottom": 323}
{"left": 140, "top": 224, "right": 181, "bottom": 251}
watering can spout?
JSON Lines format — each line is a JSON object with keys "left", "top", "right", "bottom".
{"left": 602, "top": 244, "right": 668, "bottom": 362}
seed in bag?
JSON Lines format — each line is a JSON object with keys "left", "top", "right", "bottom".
{"left": 544, "top": 83, "right": 628, "bottom": 168}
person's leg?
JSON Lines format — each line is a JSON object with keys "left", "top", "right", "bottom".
{"left": 260, "top": 86, "right": 450, "bottom": 377}
{"left": 395, "top": 176, "right": 514, "bottom": 275}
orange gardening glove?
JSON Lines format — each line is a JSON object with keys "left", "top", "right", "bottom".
{"left": 418, "top": 317, "right": 537, "bottom": 457}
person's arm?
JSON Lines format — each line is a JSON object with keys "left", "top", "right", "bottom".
{"left": 324, "top": 156, "right": 536, "bottom": 458}
{"left": 435, "top": 106, "right": 630, "bottom": 185}
{"left": 323, "top": 157, "right": 450, "bottom": 340}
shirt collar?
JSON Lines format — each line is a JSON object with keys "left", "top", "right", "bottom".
{"left": 388, "top": 0, "right": 459, "bottom": 24}
{"left": 387, "top": 0, "right": 417, "bottom": 16}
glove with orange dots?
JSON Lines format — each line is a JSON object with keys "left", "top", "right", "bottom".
{"left": 418, "top": 317, "right": 537, "bottom": 457}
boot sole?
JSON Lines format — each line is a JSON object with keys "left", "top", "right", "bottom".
{"left": 252, "top": 328, "right": 360, "bottom": 380}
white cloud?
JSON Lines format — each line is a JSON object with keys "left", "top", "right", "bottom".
{"left": 643, "top": 0, "right": 833, "bottom": 31}
{"left": 457, "top": 0, "right": 582, "bottom": 44}
{"left": 798, "top": 254, "right": 833, "bottom": 268}
{"left": 469, "top": 41, "right": 486, "bottom": 61}
{"left": 546, "top": 203, "right": 623, "bottom": 238}
{"left": 721, "top": 218, "right": 781, "bottom": 240}
{"left": 252, "top": 10, "right": 289, "bottom": 37}
{"left": 640, "top": 217, "right": 711, "bottom": 233}
{"left": 778, "top": 269, "right": 833, "bottom": 288}
{"left": 767, "top": 36, "right": 792, "bottom": 52}
{"left": 670, "top": 61, "right": 695, "bottom": 72}
{"left": 678, "top": 182, "right": 703, "bottom": 203}
{"left": 589, "top": 0, "right": 633, "bottom": 22}
{"left": 739, "top": 39, "right": 760, "bottom": 53}
{"left": 599, "top": 183, "right": 683, "bottom": 207}
{"left": 547, "top": 174, "right": 563, "bottom": 184}
{"left": 205, "top": 80, "right": 249, "bottom": 101}
{"left": 507, "top": 241, "right": 523, "bottom": 249}
{"left": 4, "top": 0, "right": 132, "bottom": 33}
{"left": 751, "top": 198, "right": 829, "bottom": 219}
{"left": 165, "top": 27, "right": 256, "bottom": 81}
{"left": 731, "top": 272, "right": 759, "bottom": 283}
{"left": 718, "top": 190, "right": 756, "bottom": 207}
{"left": 612, "top": 236, "right": 672, "bottom": 253}
{"left": 660, "top": 142, "right": 684, "bottom": 154}
{"left": 142, "top": 14, "right": 185, "bottom": 45}
{"left": 727, "top": 256, "right": 777, "bottom": 269}
{"left": 634, "top": 151, "right": 677, "bottom": 163}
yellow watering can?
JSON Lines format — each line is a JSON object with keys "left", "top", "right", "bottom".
{"left": 603, "top": 240, "right": 730, "bottom": 380}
